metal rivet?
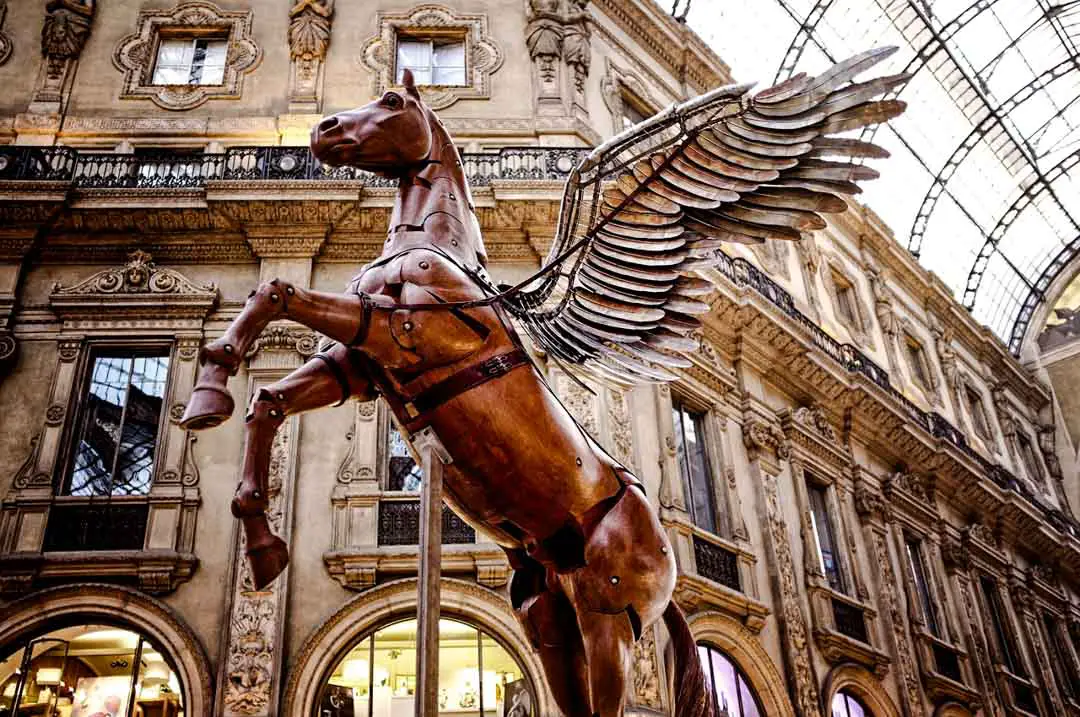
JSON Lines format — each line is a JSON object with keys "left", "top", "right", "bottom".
{"left": 253, "top": 491, "right": 261, "bottom": 500}
{"left": 277, "top": 392, "right": 285, "bottom": 401}
{"left": 270, "top": 293, "right": 280, "bottom": 302}
{"left": 610, "top": 576, "right": 620, "bottom": 585}
{"left": 451, "top": 239, "right": 459, "bottom": 247}
{"left": 224, "top": 344, "right": 234, "bottom": 354}
{"left": 661, "top": 546, "right": 668, "bottom": 555}
{"left": 419, "top": 261, "right": 430, "bottom": 270}
{"left": 576, "top": 457, "right": 583, "bottom": 466}
{"left": 449, "top": 192, "right": 456, "bottom": 200}
{"left": 286, "top": 286, "right": 295, "bottom": 295}
{"left": 270, "top": 409, "right": 281, "bottom": 417}
{"left": 403, "top": 321, "right": 414, "bottom": 331}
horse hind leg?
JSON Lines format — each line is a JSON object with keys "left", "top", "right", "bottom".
{"left": 233, "top": 345, "right": 372, "bottom": 589}
{"left": 181, "top": 279, "right": 369, "bottom": 430}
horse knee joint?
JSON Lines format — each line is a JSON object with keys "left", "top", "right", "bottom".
{"left": 245, "top": 388, "right": 288, "bottom": 425}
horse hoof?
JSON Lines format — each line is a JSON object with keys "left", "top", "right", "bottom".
{"left": 180, "top": 379, "right": 234, "bottom": 431}
{"left": 247, "top": 536, "right": 289, "bottom": 590}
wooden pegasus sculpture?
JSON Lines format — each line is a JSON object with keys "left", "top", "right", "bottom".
{"left": 180, "top": 49, "right": 907, "bottom": 716}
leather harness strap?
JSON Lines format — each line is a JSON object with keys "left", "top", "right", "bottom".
{"left": 402, "top": 348, "right": 530, "bottom": 422}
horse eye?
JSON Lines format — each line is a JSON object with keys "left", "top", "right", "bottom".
{"left": 383, "top": 92, "right": 403, "bottom": 109}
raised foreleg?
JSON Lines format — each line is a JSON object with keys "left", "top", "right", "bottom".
{"left": 181, "top": 279, "right": 375, "bottom": 430}
{"left": 233, "top": 343, "right": 373, "bottom": 589}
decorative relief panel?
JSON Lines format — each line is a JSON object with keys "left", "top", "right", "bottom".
{"left": 359, "top": 5, "right": 503, "bottom": 110}
{"left": 287, "top": 0, "right": 334, "bottom": 112}
{"left": 628, "top": 623, "right": 664, "bottom": 710}
{"left": 30, "top": 0, "right": 95, "bottom": 113}
{"left": 113, "top": 2, "right": 262, "bottom": 111}
{"left": 0, "top": 2, "right": 12, "bottom": 67}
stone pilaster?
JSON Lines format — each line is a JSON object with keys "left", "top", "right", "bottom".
{"left": 287, "top": 0, "right": 334, "bottom": 114}
{"left": 20, "top": 0, "right": 95, "bottom": 143}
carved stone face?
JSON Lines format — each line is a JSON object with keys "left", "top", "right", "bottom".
{"left": 310, "top": 69, "right": 433, "bottom": 173}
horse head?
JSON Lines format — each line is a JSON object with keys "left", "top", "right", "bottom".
{"left": 311, "top": 69, "right": 434, "bottom": 174}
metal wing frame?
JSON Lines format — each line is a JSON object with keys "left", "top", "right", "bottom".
{"left": 503, "top": 47, "right": 910, "bottom": 385}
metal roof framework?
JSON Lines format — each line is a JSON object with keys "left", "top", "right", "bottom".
{"left": 686, "top": 0, "right": 1080, "bottom": 354}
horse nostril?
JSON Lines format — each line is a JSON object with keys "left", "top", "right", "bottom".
{"left": 318, "top": 116, "right": 340, "bottom": 134}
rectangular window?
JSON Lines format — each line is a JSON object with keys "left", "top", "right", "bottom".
{"left": 833, "top": 273, "right": 859, "bottom": 329}
{"left": 807, "top": 481, "right": 845, "bottom": 593}
{"left": 906, "top": 335, "right": 931, "bottom": 389}
{"left": 64, "top": 351, "right": 170, "bottom": 497}
{"left": 387, "top": 424, "right": 423, "bottom": 492}
{"left": 1016, "top": 432, "right": 1044, "bottom": 484}
{"left": 396, "top": 36, "right": 466, "bottom": 86}
{"left": 965, "top": 386, "right": 991, "bottom": 439}
{"left": 1042, "top": 613, "right": 1080, "bottom": 700}
{"left": 152, "top": 37, "right": 227, "bottom": 86}
{"left": 905, "top": 537, "right": 941, "bottom": 637}
{"left": 980, "top": 576, "right": 1023, "bottom": 675}
{"left": 672, "top": 399, "right": 717, "bottom": 534}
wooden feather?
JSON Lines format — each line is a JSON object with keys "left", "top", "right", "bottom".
{"left": 808, "top": 137, "right": 890, "bottom": 159}
{"left": 819, "top": 100, "right": 906, "bottom": 134}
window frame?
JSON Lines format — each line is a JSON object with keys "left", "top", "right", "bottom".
{"left": 150, "top": 33, "right": 230, "bottom": 87}
{"left": 904, "top": 332, "right": 933, "bottom": 391}
{"left": 904, "top": 534, "right": 941, "bottom": 637}
{"left": 1041, "top": 612, "right": 1080, "bottom": 702}
{"left": 671, "top": 395, "right": 720, "bottom": 535}
{"left": 979, "top": 576, "right": 1024, "bottom": 676}
{"left": 832, "top": 271, "right": 860, "bottom": 329}
{"left": 964, "top": 383, "right": 992, "bottom": 441}
{"left": 696, "top": 642, "right": 766, "bottom": 717}
{"left": 394, "top": 32, "right": 469, "bottom": 87}
{"left": 805, "top": 474, "right": 847, "bottom": 594}
{"left": 1014, "top": 429, "right": 1045, "bottom": 486}
{"left": 56, "top": 341, "right": 174, "bottom": 498}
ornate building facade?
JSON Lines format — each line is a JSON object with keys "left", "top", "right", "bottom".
{"left": 0, "top": 2, "right": 1076, "bottom": 717}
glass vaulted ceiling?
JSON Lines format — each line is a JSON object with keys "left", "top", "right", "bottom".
{"left": 683, "top": 0, "right": 1080, "bottom": 355}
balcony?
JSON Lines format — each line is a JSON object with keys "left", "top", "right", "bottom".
{"left": 693, "top": 534, "right": 740, "bottom": 592}
{"left": 808, "top": 585, "right": 890, "bottom": 675}
{"left": 0, "top": 145, "right": 589, "bottom": 188}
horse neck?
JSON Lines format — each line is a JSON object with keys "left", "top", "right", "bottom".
{"left": 385, "top": 118, "right": 486, "bottom": 268}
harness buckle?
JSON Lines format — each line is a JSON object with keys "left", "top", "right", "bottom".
{"left": 483, "top": 353, "right": 516, "bottom": 377}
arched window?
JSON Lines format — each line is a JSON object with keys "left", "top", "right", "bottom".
{"left": 831, "top": 690, "right": 871, "bottom": 717}
{"left": 320, "top": 617, "right": 535, "bottom": 716}
{"left": 0, "top": 623, "right": 185, "bottom": 717}
{"left": 696, "top": 643, "right": 764, "bottom": 717}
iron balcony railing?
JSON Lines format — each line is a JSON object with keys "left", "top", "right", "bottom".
{"left": 0, "top": 145, "right": 589, "bottom": 188}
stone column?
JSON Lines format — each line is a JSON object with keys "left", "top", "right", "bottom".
{"left": 852, "top": 477, "right": 924, "bottom": 717}
{"left": 743, "top": 416, "right": 822, "bottom": 717}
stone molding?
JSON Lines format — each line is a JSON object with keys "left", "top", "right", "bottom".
{"left": 821, "top": 663, "right": 902, "bottom": 717}
{"left": 281, "top": 577, "right": 556, "bottom": 716}
{"left": 823, "top": 256, "right": 872, "bottom": 349}
{"left": 0, "top": 583, "right": 213, "bottom": 716}
{"left": 358, "top": 4, "right": 504, "bottom": 110}
{"left": 113, "top": 2, "right": 262, "bottom": 111}
{"left": 599, "top": 58, "right": 660, "bottom": 133}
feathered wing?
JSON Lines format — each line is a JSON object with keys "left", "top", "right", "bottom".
{"left": 504, "top": 47, "right": 909, "bottom": 384}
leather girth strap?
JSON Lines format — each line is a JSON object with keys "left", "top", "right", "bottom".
{"left": 356, "top": 348, "right": 531, "bottom": 432}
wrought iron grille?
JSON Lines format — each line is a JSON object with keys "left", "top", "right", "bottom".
{"left": 932, "top": 643, "right": 963, "bottom": 683}
{"left": 832, "top": 598, "right": 869, "bottom": 644}
{"left": 0, "top": 146, "right": 77, "bottom": 181}
{"left": 377, "top": 500, "right": 476, "bottom": 546}
{"left": 42, "top": 503, "right": 149, "bottom": 552}
{"left": 693, "top": 535, "right": 741, "bottom": 591}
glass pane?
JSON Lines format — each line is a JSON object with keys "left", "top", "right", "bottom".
{"left": 905, "top": 539, "right": 939, "bottom": 636}
{"left": 481, "top": 633, "right": 526, "bottom": 717}
{"left": 69, "top": 356, "right": 131, "bottom": 496}
{"left": 152, "top": 39, "right": 192, "bottom": 85}
{"left": 432, "top": 66, "right": 467, "bottom": 86}
{"left": 324, "top": 636, "right": 371, "bottom": 716}
{"left": 0, "top": 644, "right": 26, "bottom": 713}
{"left": 65, "top": 629, "right": 139, "bottom": 717}
{"left": 438, "top": 619, "right": 480, "bottom": 715}
{"left": 830, "top": 692, "right": 848, "bottom": 717}
{"left": 197, "top": 41, "right": 228, "bottom": 85}
{"left": 808, "top": 484, "right": 844, "bottom": 592}
{"left": 672, "top": 403, "right": 717, "bottom": 533}
{"left": 135, "top": 639, "right": 184, "bottom": 712}
{"left": 389, "top": 426, "right": 422, "bottom": 491}
{"left": 433, "top": 42, "right": 465, "bottom": 86}
{"left": 738, "top": 676, "right": 762, "bottom": 717}
{"left": 113, "top": 355, "right": 167, "bottom": 496}
{"left": 709, "top": 649, "right": 739, "bottom": 717}
{"left": 397, "top": 39, "right": 432, "bottom": 84}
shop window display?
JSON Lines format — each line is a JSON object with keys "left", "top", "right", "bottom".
{"left": 321, "top": 618, "right": 533, "bottom": 716}
{"left": 0, "top": 624, "right": 184, "bottom": 717}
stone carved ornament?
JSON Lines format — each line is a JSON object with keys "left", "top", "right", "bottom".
{"left": 289, "top": 0, "right": 334, "bottom": 60}
{"left": 791, "top": 405, "right": 838, "bottom": 443}
{"left": 113, "top": 2, "right": 261, "bottom": 111}
{"left": 42, "top": 0, "right": 94, "bottom": 60}
{"left": 52, "top": 250, "right": 214, "bottom": 297}
{"left": 526, "top": 0, "right": 564, "bottom": 83}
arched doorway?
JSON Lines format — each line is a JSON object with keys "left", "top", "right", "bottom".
{"left": 697, "top": 642, "right": 766, "bottom": 717}
{"left": 831, "top": 689, "right": 872, "bottom": 717}
{"left": 319, "top": 617, "right": 534, "bottom": 716}
{"left": 0, "top": 585, "right": 212, "bottom": 717}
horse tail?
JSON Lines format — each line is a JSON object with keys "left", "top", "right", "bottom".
{"left": 662, "top": 600, "right": 714, "bottom": 717}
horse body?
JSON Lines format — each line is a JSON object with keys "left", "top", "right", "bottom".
{"left": 180, "top": 72, "right": 710, "bottom": 717}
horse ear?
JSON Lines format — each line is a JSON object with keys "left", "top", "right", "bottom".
{"left": 401, "top": 69, "right": 420, "bottom": 98}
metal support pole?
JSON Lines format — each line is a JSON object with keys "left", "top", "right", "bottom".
{"left": 412, "top": 426, "right": 452, "bottom": 717}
